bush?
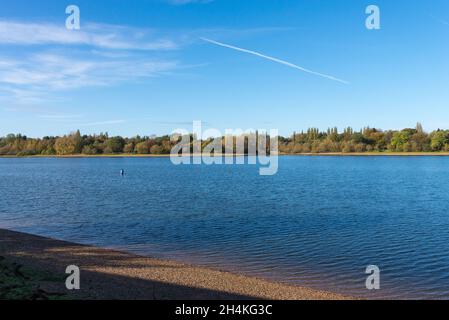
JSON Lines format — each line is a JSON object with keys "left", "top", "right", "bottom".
{"left": 150, "top": 145, "right": 163, "bottom": 155}
{"left": 82, "top": 145, "right": 98, "bottom": 155}
{"left": 135, "top": 142, "right": 150, "bottom": 154}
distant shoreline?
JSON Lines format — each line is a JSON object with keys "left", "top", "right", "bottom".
{"left": 281, "top": 152, "right": 449, "bottom": 156}
{"left": 0, "top": 228, "right": 349, "bottom": 300}
{"left": 2, "top": 152, "right": 449, "bottom": 158}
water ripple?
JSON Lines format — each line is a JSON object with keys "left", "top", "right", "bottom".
{"left": 1, "top": 156, "right": 449, "bottom": 299}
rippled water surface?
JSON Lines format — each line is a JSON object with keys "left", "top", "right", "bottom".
{"left": 1, "top": 156, "right": 449, "bottom": 299}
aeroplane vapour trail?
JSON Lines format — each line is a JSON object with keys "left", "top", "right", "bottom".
{"left": 200, "top": 37, "right": 349, "bottom": 84}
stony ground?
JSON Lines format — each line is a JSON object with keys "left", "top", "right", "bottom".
{"left": 0, "top": 229, "right": 350, "bottom": 300}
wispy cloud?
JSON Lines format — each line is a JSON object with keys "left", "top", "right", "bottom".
{"left": 0, "top": 19, "right": 296, "bottom": 106}
{"left": 2, "top": 52, "right": 177, "bottom": 89}
{"left": 0, "top": 52, "right": 178, "bottom": 103}
{"left": 150, "top": 120, "right": 210, "bottom": 126}
{"left": 428, "top": 14, "right": 449, "bottom": 26}
{"left": 35, "top": 114, "right": 126, "bottom": 128}
{"left": 0, "top": 19, "right": 183, "bottom": 105}
{"left": 0, "top": 85, "right": 48, "bottom": 104}
{"left": 0, "top": 20, "right": 176, "bottom": 50}
{"left": 38, "top": 114, "right": 83, "bottom": 120}
{"left": 78, "top": 120, "right": 125, "bottom": 127}
{"left": 200, "top": 37, "right": 349, "bottom": 84}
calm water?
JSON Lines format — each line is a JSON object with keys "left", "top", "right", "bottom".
{"left": 1, "top": 156, "right": 449, "bottom": 299}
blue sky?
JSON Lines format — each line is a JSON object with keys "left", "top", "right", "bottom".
{"left": 0, "top": 0, "right": 448, "bottom": 137}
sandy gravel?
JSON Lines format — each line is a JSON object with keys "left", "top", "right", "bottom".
{"left": 0, "top": 229, "right": 350, "bottom": 300}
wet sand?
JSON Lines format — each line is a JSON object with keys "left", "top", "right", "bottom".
{"left": 0, "top": 229, "right": 349, "bottom": 300}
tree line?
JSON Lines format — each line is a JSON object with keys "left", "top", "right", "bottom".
{"left": 1, "top": 123, "right": 449, "bottom": 156}
{"left": 279, "top": 123, "right": 449, "bottom": 153}
{"left": 0, "top": 131, "right": 173, "bottom": 156}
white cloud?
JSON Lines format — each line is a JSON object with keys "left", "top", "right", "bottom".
{"left": 0, "top": 20, "right": 182, "bottom": 104}
{"left": 0, "top": 19, "right": 294, "bottom": 107}
{"left": 0, "top": 20, "right": 177, "bottom": 50}
{"left": 0, "top": 51, "right": 178, "bottom": 103}
{"left": 0, "top": 86, "right": 48, "bottom": 104}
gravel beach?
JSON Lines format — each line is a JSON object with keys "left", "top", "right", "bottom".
{"left": 0, "top": 228, "right": 349, "bottom": 300}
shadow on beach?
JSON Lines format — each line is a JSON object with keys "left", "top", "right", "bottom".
{"left": 0, "top": 228, "right": 348, "bottom": 300}
{"left": 0, "top": 228, "right": 255, "bottom": 300}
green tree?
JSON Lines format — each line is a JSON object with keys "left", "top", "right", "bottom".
{"left": 430, "top": 130, "right": 449, "bottom": 151}
{"left": 54, "top": 136, "right": 76, "bottom": 155}
{"left": 82, "top": 145, "right": 99, "bottom": 155}
{"left": 390, "top": 130, "right": 413, "bottom": 151}
{"left": 150, "top": 145, "right": 163, "bottom": 154}
{"left": 73, "top": 130, "right": 83, "bottom": 154}
{"left": 135, "top": 141, "right": 150, "bottom": 154}
{"left": 123, "top": 143, "right": 135, "bottom": 154}
{"left": 106, "top": 137, "right": 125, "bottom": 153}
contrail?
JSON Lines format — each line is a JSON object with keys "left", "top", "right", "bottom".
{"left": 428, "top": 14, "right": 449, "bottom": 26}
{"left": 200, "top": 37, "right": 349, "bottom": 84}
